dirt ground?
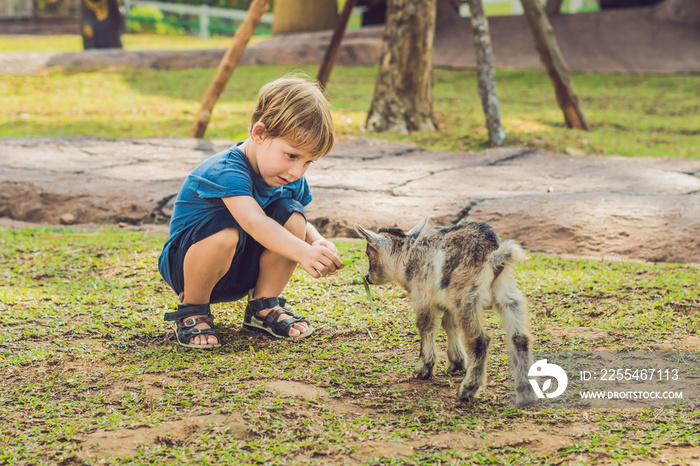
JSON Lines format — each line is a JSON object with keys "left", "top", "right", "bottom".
{"left": 1, "top": 138, "right": 699, "bottom": 265}
{"left": 27, "top": 329, "right": 697, "bottom": 464}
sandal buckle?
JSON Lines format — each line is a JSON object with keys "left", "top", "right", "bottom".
{"left": 182, "top": 317, "right": 198, "bottom": 327}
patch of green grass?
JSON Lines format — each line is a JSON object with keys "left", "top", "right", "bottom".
{"left": 0, "top": 37, "right": 697, "bottom": 158}
{"left": 0, "top": 227, "right": 698, "bottom": 464}
{"left": 0, "top": 33, "right": 238, "bottom": 53}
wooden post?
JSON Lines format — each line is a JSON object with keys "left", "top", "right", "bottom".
{"left": 465, "top": 0, "right": 505, "bottom": 147}
{"left": 190, "top": 0, "right": 270, "bottom": 138}
{"left": 273, "top": 0, "right": 338, "bottom": 35}
{"left": 317, "top": 0, "right": 358, "bottom": 91}
{"left": 520, "top": 0, "right": 589, "bottom": 130}
{"left": 81, "top": 0, "right": 123, "bottom": 49}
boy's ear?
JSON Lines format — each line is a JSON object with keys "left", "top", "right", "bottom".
{"left": 354, "top": 224, "right": 382, "bottom": 246}
{"left": 251, "top": 121, "right": 267, "bottom": 142}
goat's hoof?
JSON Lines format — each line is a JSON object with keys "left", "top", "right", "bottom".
{"left": 446, "top": 360, "right": 465, "bottom": 373}
{"left": 415, "top": 364, "right": 434, "bottom": 380}
{"left": 515, "top": 395, "right": 537, "bottom": 407}
{"left": 457, "top": 384, "right": 480, "bottom": 401}
{"left": 515, "top": 386, "right": 538, "bottom": 406}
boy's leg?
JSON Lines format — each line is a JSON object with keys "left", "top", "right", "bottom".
{"left": 181, "top": 227, "right": 239, "bottom": 346}
{"left": 251, "top": 211, "right": 309, "bottom": 337}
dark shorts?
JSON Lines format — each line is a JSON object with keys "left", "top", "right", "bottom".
{"left": 162, "top": 198, "right": 306, "bottom": 304}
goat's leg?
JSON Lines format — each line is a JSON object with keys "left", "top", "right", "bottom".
{"left": 494, "top": 281, "right": 536, "bottom": 405}
{"left": 456, "top": 294, "right": 491, "bottom": 401}
{"left": 457, "top": 329, "right": 491, "bottom": 401}
{"left": 441, "top": 309, "right": 466, "bottom": 373}
{"left": 415, "top": 307, "right": 439, "bottom": 379}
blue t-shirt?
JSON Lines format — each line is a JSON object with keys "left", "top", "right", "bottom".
{"left": 158, "top": 143, "right": 313, "bottom": 279}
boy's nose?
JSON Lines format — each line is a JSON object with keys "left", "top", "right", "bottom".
{"left": 289, "top": 164, "right": 304, "bottom": 179}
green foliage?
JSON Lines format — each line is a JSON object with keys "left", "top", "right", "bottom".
{"left": 127, "top": 5, "right": 186, "bottom": 36}
{"left": 127, "top": 5, "right": 164, "bottom": 34}
{"left": 124, "top": 0, "right": 275, "bottom": 37}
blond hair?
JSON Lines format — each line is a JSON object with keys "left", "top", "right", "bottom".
{"left": 251, "top": 76, "right": 335, "bottom": 159}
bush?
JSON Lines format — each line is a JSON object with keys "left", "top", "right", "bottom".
{"left": 127, "top": 5, "right": 186, "bottom": 36}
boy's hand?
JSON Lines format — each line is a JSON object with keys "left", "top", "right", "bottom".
{"left": 301, "top": 242, "right": 344, "bottom": 278}
{"left": 311, "top": 238, "right": 339, "bottom": 255}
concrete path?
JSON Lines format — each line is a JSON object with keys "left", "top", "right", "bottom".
{"left": 1, "top": 137, "right": 698, "bottom": 264}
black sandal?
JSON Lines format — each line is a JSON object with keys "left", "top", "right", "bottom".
{"left": 163, "top": 301, "right": 221, "bottom": 349}
{"left": 243, "top": 296, "right": 314, "bottom": 339}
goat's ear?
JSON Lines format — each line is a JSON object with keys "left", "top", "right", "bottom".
{"left": 407, "top": 217, "right": 429, "bottom": 237}
{"left": 354, "top": 224, "right": 382, "bottom": 246}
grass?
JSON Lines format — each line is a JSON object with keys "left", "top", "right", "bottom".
{"left": 1, "top": 36, "right": 699, "bottom": 158}
{"left": 0, "top": 226, "right": 698, "bottom": 464}
{"left": 0, "top": 33, "right": 238, "bottom": 53}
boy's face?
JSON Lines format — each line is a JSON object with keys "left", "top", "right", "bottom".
{"left": 255, "top": 136, "right": 316, "bottom": 188}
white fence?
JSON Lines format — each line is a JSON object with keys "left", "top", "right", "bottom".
{"left": 122, "top": 0, "right": 273, "bottom": 39}
{"left": 461, "top": 0, "right": 588, "bottom": 15}
{"left": 0, "top": 0, "right": 33, "bottom": 19}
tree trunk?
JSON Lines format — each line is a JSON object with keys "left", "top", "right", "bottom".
{"left": 365, "top": 0, "right": 437, "bottom": 134}
{"left": 317, "top": 0, "right": 357, "bottom": 91}
{"left": 273, "top": 0, "right": 338, "bottom": 35}
{"left": 465, "top": 0, "right": 505, "bottom": 147}
{"left": 544, "top": 0, "right": 564, "bottom": 15}
{"left": 652, "top": 0, "right": 700, "bottom": 25}
{"left": 190, "top": 0, "right": 270, "bottom": 138}
{"left": 520, "top": 0, "right": 589, "bottom": 130}
{"left": 81, "top": 0, "right": 123, "bottom": 49}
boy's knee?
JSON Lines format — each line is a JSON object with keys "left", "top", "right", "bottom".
{"left": 207, "top": 227, "right": 240, "bottom": 251}
{"left": 284, "top": 212, "right": 306, "bottom": 239}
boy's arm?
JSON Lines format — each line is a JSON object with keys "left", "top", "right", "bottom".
{"left": 223, "top": 195, "right": 343, "bottom": 278}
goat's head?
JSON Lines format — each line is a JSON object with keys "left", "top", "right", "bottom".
{"left": 354, "top": 218, "right": 428, "bottom": 285}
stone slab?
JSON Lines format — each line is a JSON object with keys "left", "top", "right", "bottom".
{"left": 1, "top": 136, "right": 699, "bottom": 264}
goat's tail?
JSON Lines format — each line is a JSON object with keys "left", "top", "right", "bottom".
{"left": 489, "top": 240, "right": 527, "bottom": 272}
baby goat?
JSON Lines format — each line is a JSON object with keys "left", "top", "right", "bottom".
{"left": 355, "top": 219, "right": 535, "bottom": 405}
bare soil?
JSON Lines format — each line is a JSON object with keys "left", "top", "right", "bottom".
{"left": 1, "top": 137, "right": 699, "bottom": 264}
{"left": 33, "top": 329, "right": 695, "bottom": 464}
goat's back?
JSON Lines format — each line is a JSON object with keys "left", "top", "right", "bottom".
{"left": 403, "top": 222, "right": 500, "bottom": 293}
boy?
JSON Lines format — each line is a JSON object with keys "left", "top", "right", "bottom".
{"left": 158, "top": 76, "right": 344, "bottom": 349}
